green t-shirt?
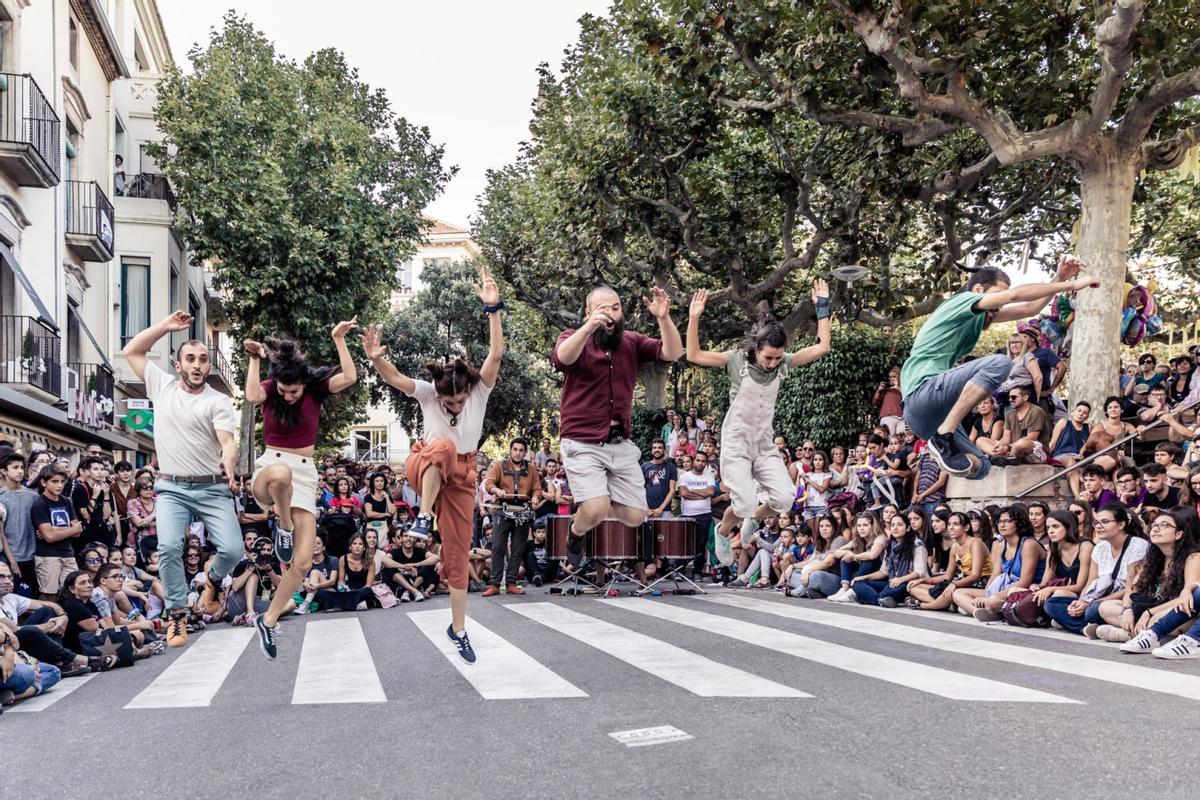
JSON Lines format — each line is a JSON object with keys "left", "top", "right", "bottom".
{"left": 725, "top": 350, "right": 794, "bottom": 403}
{"left": 900, "top": 292, "right": 987, "bottom": 398}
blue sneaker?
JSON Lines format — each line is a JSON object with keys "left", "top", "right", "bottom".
{"left": 274, "top": 527, "right": 294, "bottom": 565}
{"left": 255, "top": 614, "right": 278, "bottom": 660}
{"left": 411, "top": 513, "right": 434, "bottom": 540}
{"left": 446, "top": 624, "right": 476, "bottom": 663}
{"left": 925, "top": 432, "right": 971, "bottom": 476}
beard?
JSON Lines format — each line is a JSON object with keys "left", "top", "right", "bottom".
{"left": 591, "top": 318, "right": 626, "bottom": 351}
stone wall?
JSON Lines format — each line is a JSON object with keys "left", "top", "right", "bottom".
{"left": 944, "top": 464, "right": 1073, "bottom": 511}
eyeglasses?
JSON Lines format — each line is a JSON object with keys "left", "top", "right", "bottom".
{"left": 997, "top": 518, "right": 1014, "bottom": 525}
{"left": 85, "top": 557, "right": 102, "bottom": 564}
{"left": 1140, "top": 360, "right": 1154, "bottom": 366}
{"left": 185, "top": 553, "right": 201, "bottom": 559}
{"left": 1150, "top": 521, "right": 1178, "bottom": 532}
{"left": 104, "top": 575, "right": 125, "bottom": 581}
{"left": 1007, "top": 393, "right": 1022, "bottom": 399}
{"left": 1094, "top": 518, "right": 1115, "bottom": 527}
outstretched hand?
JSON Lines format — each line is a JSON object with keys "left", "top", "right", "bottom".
{"left": 643, "top": 286, "right": 671, "bottom": 319}
{"left": 689, "top": 289, "right": 708, "bottom": 319}
{"left": 811, "top": 278, "right": 830, "bottom": 303}
{"left": 1055, "top": 254, "right": 1086, "bottom": 282}
{"left": 1071, "top": 275, "right": 1100, "bottom": 291}
{"left": 243, "top": 339, "right": 267, "bottom": 359}
{"left": 474, "top": 265, "right": 501, "bottom": 306}
{"left": 360, "top": 324, "right": 386, "bottom": 360}
{"left": 160, "top": 310, "right": 193, "bottom": 332}
{"left": 331, "top": 316, "right": 359, "bottom": 339}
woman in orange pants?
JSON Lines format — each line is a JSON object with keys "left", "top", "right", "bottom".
{"left": 361, "top": 266, "right": 503, "bottom": 663}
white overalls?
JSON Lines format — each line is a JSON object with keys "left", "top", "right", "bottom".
{"left": 720, "top": 356, "right": 796, "bottom": 520}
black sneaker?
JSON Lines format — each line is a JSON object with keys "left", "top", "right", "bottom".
{"left": 255, "top": 614, "right": 278, "bottom": 660}
{"left": 925, "top": 431, "right": 972, "bottom": 476}
{"left": 411, "top": 513, "right": 434, "bottom": 540}
{"left": 274, "top": 527, "right": 294, "bottom": 564}
{"left": 447, "top": 623, "right": 476, "bottom": 663}
{"left": 566, "top": 531, "right": 584, "bottom": 556}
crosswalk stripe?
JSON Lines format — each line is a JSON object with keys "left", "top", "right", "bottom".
{"left": 8, "top": 674, "right": 97, "bottom": 713}
{"left": 407, "top": 608, "right": 588, "bottom": 700}
{"left": 701, "top": 594, "right": 1200, "bottom": 703}
{"left": 507, "top": 602, "right": 810, "bottom": 698}
{"left": 606, "top": 598, "right": 1075, "bottom": 703}
{"left": 292, "top": 618, "right": 386, "bottom": 705}
{"left": 125, "top": 628, "right": 254, "bottom": 709}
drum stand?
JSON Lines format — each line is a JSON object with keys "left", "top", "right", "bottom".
{"left": 637, "top": 557, "right": 708, "bottom": 596}
{"left": 596, "top": 560, "right": 648, "bottom": 596}
{"left": 548, "top": 558, "right": 602, "bottom": 595}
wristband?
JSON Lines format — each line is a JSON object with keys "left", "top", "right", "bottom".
{"left": 483, "top": 301, "right": 506, "bottom": 314}
{"left": 814, "top": 297, "right": 830, "bottom": 321}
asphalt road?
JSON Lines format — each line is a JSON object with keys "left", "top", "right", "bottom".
{"left": 4, "top": 587, "right": 1195, "bottom": 800}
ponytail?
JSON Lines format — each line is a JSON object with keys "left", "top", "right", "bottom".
{"left": 425, "top": 358, "right": 481, "bottom": 397}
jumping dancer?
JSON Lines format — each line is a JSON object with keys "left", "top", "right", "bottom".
{"left": 362, "top": 266, "right": 504, "bottom": 663}
{"left": 244, "top": 318, "right": 359, "bottom": 658}
{"left": 902, "top": 255, "right": 1098, "bottom": 478}
{"left": 552, "top": 285, "right": 682, "bottom": 559}
{"left": 686, "top": 281, "right": 831, "bottom": 547}
{"left": 122, "top": 311, "right": 240, "bottom": 647}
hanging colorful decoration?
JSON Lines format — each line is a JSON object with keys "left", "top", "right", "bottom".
{"left": 1031, "top": 282, "right": 1162, "bottom": 354}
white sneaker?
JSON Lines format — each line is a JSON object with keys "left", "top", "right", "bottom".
{"left": 825, "top": 587, "right": 848, "bottom": 602}
{"left": 1120, "top": 630, "right": 1159, "bottom": 654}
{"left": 399, "top": 591, "right": 413, "bottom": 603}
{"left": 1153, "top": 634, "right": 1200, "bottom": 659}
{"left": 355, "top": 601, "right": 368, "bottom": 611}
{"left": 830, "top": 588, "right": 858, "bottom": 604}
{"left": 412, "top": 590, "right": 426, "bottom": 602}
{"left": 1095, "top": 624, "right": 1131, "bottom": 643}
{"left": 293, "top": 602, "right": 311, "bottom": 616}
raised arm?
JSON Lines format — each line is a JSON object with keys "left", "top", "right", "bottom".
{"left": 983, "top": 256, "right": 1098, "bottom": 322}
{"left": 644, "top": 286, "right": 682, "bottom": 361}
{"left": 360, "top": 325, "right": 416, "bottom": 396}
{"left": 686, "top": 289, "right": 729, "bottom": 368}
{"left": 122, "top": 310, "right": 193, "bottom": 381}
{"left": 474, "top": 265, "right": 504, "bottom": 388}
{"left": 326, "top": 316, "right": 360, "bottom": 394}
{"left": 243, "top": 340, "right": 267, "bottom": 404}
{"left": 790, "top": 279, "right": 832, "bottom": 367}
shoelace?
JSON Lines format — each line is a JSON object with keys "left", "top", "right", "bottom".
{"left": 278, "top": 530, "right": 293, "bottom": 547}
{"left": 453, "top": 631, "right": 472, "bottom": 654}
{"left": 261, "top": 620, "right": 279, "bottom": 646}
{"left": 168, "top": 616, "right": 186, "bottom": 637}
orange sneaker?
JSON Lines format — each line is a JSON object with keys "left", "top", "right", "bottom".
{"left": 202, "top": 573, "right": 225, "bottom": 616}
{"left": 165, "top": 613, "right": 188, "bottom": 647}
{"left": 506, "top": 585, "right": 525, "bottom": 595}
{"left": 481, "top": 585, "right": 500, "bottom": 597}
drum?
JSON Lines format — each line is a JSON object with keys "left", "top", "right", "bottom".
{"left": 546, "top": 515, "right": 573, "bottom": 561}
{"left": 588, "top": 519, "right": 640, "bottom": 560}
{"left": 652, "top": 518, "right": 696, "bottom": 560}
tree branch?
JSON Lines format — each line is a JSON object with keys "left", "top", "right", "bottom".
{"left": 1082, "top": 0, "right": 1146, "bottom": 142}
{"left": 1119, "top": 68, "right": 1200, "bottom": 152}
{"left": 858, "top": 294, "right": 945, "bottom": 327}
{"left": 1142, "top": 124, "right": 1200, "bottom": 171}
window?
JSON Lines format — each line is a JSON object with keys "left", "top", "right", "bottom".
{"left": 120, "top": 257, "right": 151, "bottom": 344}
{"left": 168, "top": 263, "right": 178, "bottom": 308}
{"left": 133, "top": 33, "right": 150, "bottom": 72}
{"left": 353, "top": 428, "right": 388, "bottom": 460}
{"left": 423, "top": 257, "right": 451, "bottom": 273}
{"left": 69, "top": 17, "right": 79, "bottom": 70}
{"left": 0, "top": 261, "right": 13, "bottom": 318}
{"left": 66, "top": 301, "right": 81, "bottom": 364}
{"left": 187, "top": 292, "right": 200, "bottom": 341}
{"left": 397, "top": 260, "right": 414, "bottom": 293}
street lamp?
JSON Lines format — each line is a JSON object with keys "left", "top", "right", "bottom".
{"left": 831, "top": 264, "right": 869, "bottom": 323}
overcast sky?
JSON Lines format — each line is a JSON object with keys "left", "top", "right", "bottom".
{"left": 158, "top": 1, "right": 611, "bottom": 229}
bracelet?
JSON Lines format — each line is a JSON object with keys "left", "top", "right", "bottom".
{"left": 814, "top": 297, "right": 830, "bottom": 321}
{"left": 483, "top": 301, "right": 506, "bottom": 314}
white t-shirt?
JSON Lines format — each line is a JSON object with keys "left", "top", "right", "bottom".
{"left": 408, "top": 378, "right": 493, "bottom": 453}
{"left": 804, "top": 471, "right": 833, "bottom": 507}
{"left": 678, "top": 470, "right": 715, "bottom": 517}
{"left": 0, "top": 592, "right": 31, "bottom": 624}
{"left": 144, "top": 361, "right": 238, "bottom": 476}
{"left": 1086, "top": 536, "right": 1150, "bottom": 596}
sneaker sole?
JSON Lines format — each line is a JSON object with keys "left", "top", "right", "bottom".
{"left": 926, "top": 440, "right": 971, "bottom": 476}
{"left": 1155, "top": 649, "right": 1200, "bottom": 660}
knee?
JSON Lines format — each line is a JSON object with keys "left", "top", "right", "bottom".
{"left": 262, "top": 464, "right": 292, "bottom": 485}
{"left": 766, "top": 491, "right": 793, "bottom": 515}
{"left": 981, "top": 355, "right": 1013, "bottom": 386}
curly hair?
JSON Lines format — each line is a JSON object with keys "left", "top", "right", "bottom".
{"left": 1002, "top": 503, "right": 1036, "bottom": 542}
{"left": 1132, "top": 507, "right": 1200, "bottom": 599}
{"left": 265, "top": 339, "right": 340, "bottom": 429}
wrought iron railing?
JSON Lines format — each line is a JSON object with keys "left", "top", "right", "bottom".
{"left": 0, "top": 315, "right": 62, "bottom": 396}
{"left": 0, "top": 73, "right": 61, "bottom": 183}
{"left": 65, "top": 180, "right": 115, "bottom": 254}
{"left": 68, "top": 362, "right": 116, "bottom": 426}
{"left": 122, "top": 172, "right": 176, "bottom": 211}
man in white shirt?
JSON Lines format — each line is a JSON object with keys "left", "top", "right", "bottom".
{"left": 676, "top": 451, "right": 715, "bottom": 577}
{"left": 123, "top": 310, "right": 241, "bottom": 648}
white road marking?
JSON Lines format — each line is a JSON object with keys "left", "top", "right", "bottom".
{"left": 408, "top": 608, "right": 587, "bottom": 700}
{"left": 507, "top": 602, "right": 809, "bottom": 698}
{"left": 606, "top": 598, "right": 1075, "bottom": 704}
{"left": 608, "top": 725, "right": 694, "bottom": 747}
{"left": 126, "top": 628, "right": 254, "bottom": 709}
{"left": 292, "top": 618, "right": 386, "bottom": 704}
{"left": 701, "top": 594, "right": 1200, "bottom": 703}
{"left": 8, "top": 674, "right": 97, "bottom": 713}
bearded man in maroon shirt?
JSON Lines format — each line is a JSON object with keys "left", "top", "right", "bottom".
{"left": 551, "top": 286, "right": 682, "bottom": 561}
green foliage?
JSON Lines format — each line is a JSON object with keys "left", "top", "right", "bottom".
{"left": 150, "top": 14, "right": 453, "bottom": 447}
{"left": 373, "top": 259, "right": 556, "bottom": 449}
{"left": 630, "top": 403, "right": 668, "bottom": 458}
{"left": 715, "top": 326, "right": 914, "bottom": 451}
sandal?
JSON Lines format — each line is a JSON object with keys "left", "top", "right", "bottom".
{"left": 753, "top": 578, "right": 772, "bottom": 588}
{"left": 88, "top": 655, "right": 118, "bottom": 672}
{"left": 60, "top": 662, "right": 91, "bottom": 678}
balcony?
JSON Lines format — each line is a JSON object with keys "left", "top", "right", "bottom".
{"left": 0, "top": 73, "right": 61, "bottom": 187}
{"left": 120, "top": 172, "right": 176, "bottom": 212}
{"left": 0, "top": 315, "right": 62, "bottom": 397}
{"left": 65, "top": 180, "right": 116, "bottom": 262}
{"left": 67, "top": 362, "right": 116, "bottom": 427}
{"left": 207, "top": 346, "right": 235, "bottom": 395}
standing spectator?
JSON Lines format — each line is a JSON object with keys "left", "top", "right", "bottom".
{"left": 677, "top": 451, "right": 715, "bottom": 577}
{"left": 533, "top": 438, "right": 555, "bottom": 471}
{"left": 1049, "top": 401, "right": 1092, "bottom": 496}
{"left": 126, "top": 478, "right": 159, "bottom": 557}
{"left": 1021, "top": 326, "right": 1065, "bottom": 412}
{"left": 797, "top": 451, "right": 833, "bottom": 522}
{"left": 363, "top": 473, "right": 396, "bottom": 539}
{"left": 642, "top": 439, "right": 678, "bottom": 520}
{"left": 483, "top": 438, "right": 540, "bottom": 596}
{"left": 110, "top": 461, "right": 136, "bottom": 549}
{"left": 0, "top": 453, "right": 38, "bottom": 595}
{"left": 1134, "top": 353, "right": 1164, "bottom": 392}
{"left": 32, "top": 465, "right": 82, "bottom": 600}
{"left": 873, "top": 366, "right": 905, "bottom": 435}
{"left": 70, "top": 457, "right": 113, "bottom": 551}
{"left": 997, "top": 333, "right": 1044, "bottom": 409}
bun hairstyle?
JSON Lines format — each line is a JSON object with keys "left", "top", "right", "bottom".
{"left": 745, "top": 301, "right": 787, "bottom": 362}
{"left": 425, "top": 358, "right": 481, "bottom": 397}
{"left": 266, "top": 338, "right": 339, "bottom": 428}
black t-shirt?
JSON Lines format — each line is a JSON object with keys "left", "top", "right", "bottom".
{"left": 71, "top": 482, "right": 112, "bottom": 549}
{"left": 63, "top": 596, "right": 100, "bottom": 652}
{"left": 309, "top": 554, "right": 338, "bottom": 579}
{"left": 364, "top": 493, "right": 390, "bottom": 516}
{"left": 1144, "top": 487, "right": 1180, "bottom": 511}
{"left": 642, "top": 460, "right": 678, "bottom": 511}
{"left": 239, "top": 493, "right": 271, "bottom": 537}
{"left": 231, "top": 559, "right": 282, "bottom": 597}
{"left": 32, "top": 494, "right": 78, "bottom": 557}
{"left": 392, "top": 546, "right": 427, "bottom": 566}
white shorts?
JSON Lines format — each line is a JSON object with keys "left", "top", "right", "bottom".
{"left": 254, "top": 449, "right": 319, "bottom": 516}
{"left": 560, "top": 438, "right": 648, "bottom": 510}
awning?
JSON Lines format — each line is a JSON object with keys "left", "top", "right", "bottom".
{"left": 75, "top": 310, "right": 114, "bottom": 370}
{"left": 0, "top": 241, "right": 56, "bottom": 330}
{"left": 0, "top": 387, "right": 142, "bottom": 453}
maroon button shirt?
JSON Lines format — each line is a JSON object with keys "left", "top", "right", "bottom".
{"left": 552, "top": 329, "right": 664, "bottom": 443}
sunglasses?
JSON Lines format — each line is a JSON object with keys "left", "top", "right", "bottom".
{"left": 85, "top": 557, "right": 102, "bottom": 564}
{"left": 1140, "top": 360, "right": 1154, "bottom": 365}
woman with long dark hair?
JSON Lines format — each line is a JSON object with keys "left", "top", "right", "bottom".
{"left": 906, "top": 511, "right": 991, "bottom": 612}
{"left": 1122, "top": 509, "right": 1200, "bottom": 657}
{"left": 362, "top": 266, "right": 504, "bottom": 663}
{"left": 845, "top": 512, "right": 930, "bottom": 607}
{"left": 686, "top": 282, "right": 831, "bottom": 548}
{"left": 244, "top": 316, "right": 359, "bottom": 659}
{"left": 953, "top": 504, "right": 1043, "bottom": 621}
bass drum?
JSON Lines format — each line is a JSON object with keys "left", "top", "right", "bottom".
{"left": 651, "top": 518, "right": 696, "bottom": 560}
{"left": 545, "top": 515, "right": 573, "bottom": 561}
{"left": 588, "top": 519, "right": 640, "bottom": 561}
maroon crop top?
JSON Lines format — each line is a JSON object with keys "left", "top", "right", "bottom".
{"left": 260, "top": 378, "right": 330, "bottom": 448}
